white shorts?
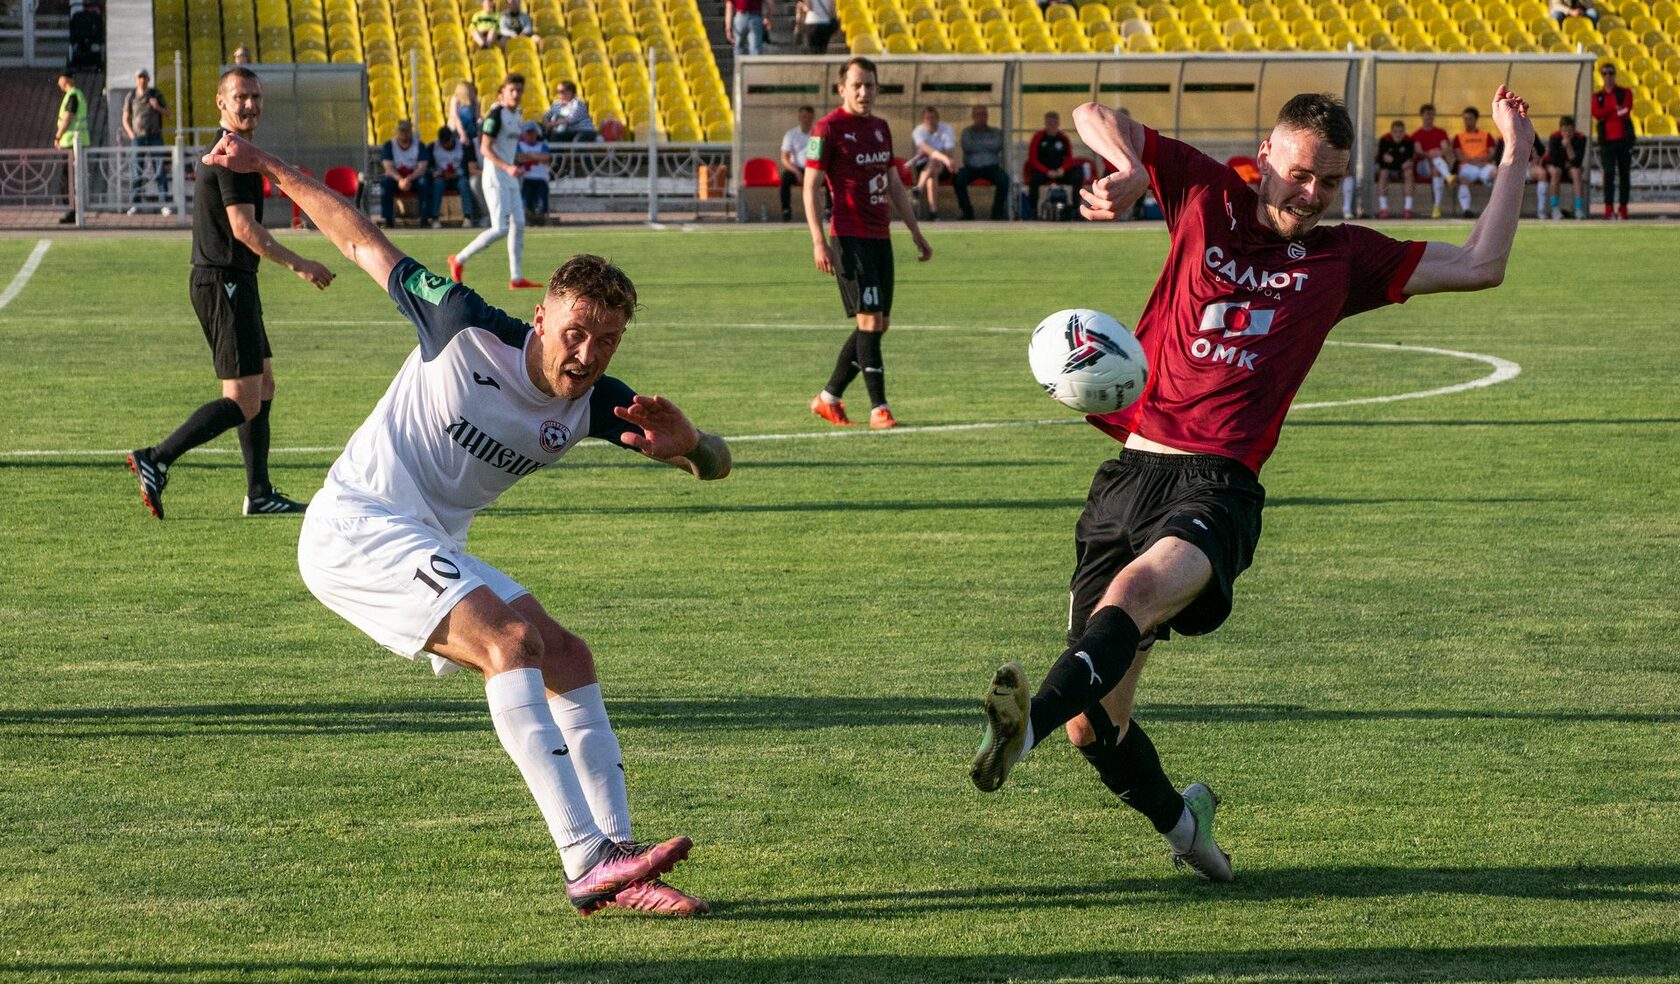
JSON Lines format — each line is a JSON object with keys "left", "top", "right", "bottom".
{"left": 484, "top": 170, "right": 524, "bottom": 226}
{"left": 298, "top": 506, "right": 528, "bottom": 675}
{"left": 1458, "top": 163, "right": 1497, "bottom": 184}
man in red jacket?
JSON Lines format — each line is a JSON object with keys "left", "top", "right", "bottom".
{"left": 1590, "top": 63, "right": 1636, "bottom": 220}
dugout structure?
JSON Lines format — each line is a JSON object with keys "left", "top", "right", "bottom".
{"left": 732, "top": 52, "right": 1594, "bottom": 218}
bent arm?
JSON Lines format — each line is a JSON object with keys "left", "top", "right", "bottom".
{"left": 1402, "top": 143, "right": 1526, "bottom": 295}
{"left": 1071, "top": 102, "right": 1149, "bottom": 208}
{"left": 669, "top": 431, "right": 732, "bottom": 480}
{"left": 226, "top": 203, "right": 327, "bottom": 271}
{"left": 480, "top": 131, "right": 512, "bottom": 174}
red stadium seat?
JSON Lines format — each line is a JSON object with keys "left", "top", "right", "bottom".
{"left": 324, "top": 165, "right": 363, "bottom": 208}
{"left": 598, "top": 119, "right": 627, "bottom": 142}
{"left": 892, "top": 156, "right": 913, "bottom": 186}
{"left": 743, "top": 156, "right": 779, "bottom": 187}
{"left": 1226, "top": 155, "right": 1261, "bottom": 186}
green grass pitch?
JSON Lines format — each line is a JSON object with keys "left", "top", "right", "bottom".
{"left": 0, "top": 222, "right": 1675, "bottom": 983}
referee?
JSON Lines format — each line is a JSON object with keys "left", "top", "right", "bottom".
{"left": 127, "top": 67, "right": 334, "bottom": 519}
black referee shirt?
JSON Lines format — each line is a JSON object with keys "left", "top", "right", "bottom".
{"left": 192, "top": 129, "right": 265, "bottom": 273}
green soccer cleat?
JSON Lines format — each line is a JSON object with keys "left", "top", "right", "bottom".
{"left": 1171, "top": 782, "right": 1234, "bottom": 882}
{"left": 970, "top": 661, "right": 1030, "bottom": 792}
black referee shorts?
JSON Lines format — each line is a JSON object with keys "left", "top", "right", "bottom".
{"left": 1068, "top": 450, "right": 1265, "bottom": 644}
{"left": 835, "top": 235, "right": 893, "bottom": 318}
{"left": 191, "top": 267, "right": 270, "bottom": 380}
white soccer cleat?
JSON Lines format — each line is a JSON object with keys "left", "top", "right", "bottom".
{"left": 1171, "top": 782, "right": 1234, "bottom": 883}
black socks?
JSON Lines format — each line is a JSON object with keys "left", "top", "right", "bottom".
{"left": 1075, "top": 712, "right": 1184, "bottom": 833}
{"left": 1029, "top": 606, "right": 1142, "bottom": 744}
{"left": 154, "top": 397, "right": 246, "bottom": 467}
{"left": 238, "top": 399, "right": 273, "bottom": 499}
{"left": 854, "top": 330, "right": 886, "bottom": 408}
{"left": 824, "top": 330, "right": 861, "bottom": 398}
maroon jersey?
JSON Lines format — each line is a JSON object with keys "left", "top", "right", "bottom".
{"left": 1411, "top": 125, "right": 1449, "bottom": 155}
{"left": 806, "top": 107, "right": 894, "bottom": 239}
{"left": 1088, "top": 129, "right": 1425, "bottom": 474}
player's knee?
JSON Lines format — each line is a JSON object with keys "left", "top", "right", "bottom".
{"left": 485, "top": 618, "right": 545, "bottom": 673}
{"left": 1066, "top": 715, "right": 1097, "bottom": 747}
{"left": 231, "top": 390, "right": 262, "bottom": 421}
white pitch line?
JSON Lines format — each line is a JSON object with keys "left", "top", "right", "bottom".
{"left": 0, "top": 239, "right": 51, "bottom": 313}
{"left": 0, "top": 339, "right": 1519, "bottom": 459}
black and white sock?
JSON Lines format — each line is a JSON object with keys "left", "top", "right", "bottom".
{"left": 238, "top": 398, "right": 272, "bottom": 499}
{"left": 855, "top": 330, "right": 886, "bottom": 408}
{"left": 823, "top": 330, "right": 861, "bottom": 399}
{"left": 153, "top": 397, "right": 246, "bottom": 467}
{"left": 1028, "top": 606, "right": 1142, "bottom": 746}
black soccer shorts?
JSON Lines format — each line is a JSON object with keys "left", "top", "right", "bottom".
{"left": 1068, "top": 450, "right": 1265, "bottom": 643}
{"left": 835, "top": 235, "right": 894, "bottom": 318}
{"left": 191, "top": 267, "right": 270, "bottom": 379}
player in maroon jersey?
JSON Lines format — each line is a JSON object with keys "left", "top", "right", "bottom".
{"left": 802, "top": 56, "right": 932, "bottom": 430}
{"left": 970, "top": 87, "right": 1534, "bottom": 882}
{"left": 1411, "top": 103, "right": 1454, "bottom": 218}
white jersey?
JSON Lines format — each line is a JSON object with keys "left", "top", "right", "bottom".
{"left": 313, "top": 258, "right": 643, "bottom": 544}
{"left": 480, "top": 104, "right": 524, "bottom": 182}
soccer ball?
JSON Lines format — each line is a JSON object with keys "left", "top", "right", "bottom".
{"left": 1028, "top": 309, "right": 1147, "bottom": 414}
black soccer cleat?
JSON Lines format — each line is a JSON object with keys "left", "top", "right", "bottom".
{"left": 126, "top": 448, "right": 168, "bottom": 520}
{"left": 242, "top": 487, "right": 310, "bottom": 516}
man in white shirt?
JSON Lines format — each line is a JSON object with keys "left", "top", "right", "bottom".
{"left": 201, "top": 129, "right": 732, "bottom": 917}
{"left": 778, "top": 104, "right": 815, "bottom": 221}
{"left": 450, "top": 73, "right": 542, "bottom": 289}
{"left": 909, "top": 106, "right": 957, "bottom": 220}
{"left": 797, "top": 0, "right": 837, "bottom": 52}
{"left": 428, "top": 125, "right": 476, "bottom": 225}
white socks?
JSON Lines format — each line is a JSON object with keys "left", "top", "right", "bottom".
{"left": 507, "top": 220, "right": 525, "bottom": 281}
{"left": 1431, "top": 174, "right": 1445, "bottom": 205}
{"left": 1164, "top": 803, "right": 1196, "bottom": 853}
{"left": 549, "top": 683, "right": 632, "bottom": 844}
{"left": 1537, "top": 180, "right": 1549, "bottom": 216}
{"left": 1457, "top": 182, "right": 1472, "bottom": 212}
{"left": 485, "top": 668, "right": 608, "bottom": 878}
{"left": 1341, "top": 175, "right": 1354, "bottom": 215}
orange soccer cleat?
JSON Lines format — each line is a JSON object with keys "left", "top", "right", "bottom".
{"left": 447, "top": 254, "right": 464, "bottom": 283}
{"left": 810, "top": 394, "right": 854, "bottom": 426}
{"left": 869, "top": 406, "right": 898, "bottom": 429}
{"left": 510, "top": 278, "right": 543, "bottom": 289}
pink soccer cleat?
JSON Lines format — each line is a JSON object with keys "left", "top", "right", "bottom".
{"left": 598, "top": 878, "right": 712, "bottom": 916}
{"left": 565, "top": 836, "right": 692, "bottom": 914}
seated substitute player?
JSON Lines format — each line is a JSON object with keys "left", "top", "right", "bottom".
{"left": 1374, "top": 119, "right": 1416, "bottom": 218}
{"left": 1452, "top": 106, "right": 1498, "bottom": 218}
{"left": 1411, "top": 103, "right": 1452, "bottom": 218}
{"left": 969, "top": 87, "right": 1534, "bottom": 883}
{"left": 199, "top": 131, "right": 733, "bottom": 916}
{"left": 803, "top": 55, "right": 932, "bottom": 431}
{"left": 1545, "top": 116, "right": 1588, "bottom": 220}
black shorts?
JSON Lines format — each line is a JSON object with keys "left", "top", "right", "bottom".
{"left": 1068, "top": 450, "right": 1265, "bottom": 644}
{"left": 191, "top": 267, "right": 269, "bottom": 379}
{"left": 1378, "top": 166, "right": 1407, "bottom": 181}
{"left": 835, "top": 235, "right": 893, "bottom": 318}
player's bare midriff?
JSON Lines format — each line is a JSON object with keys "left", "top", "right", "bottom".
{"left": 1125, "top": 433, "right": 1195, "bottom": 455}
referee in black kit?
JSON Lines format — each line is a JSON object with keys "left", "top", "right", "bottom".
{"left": 127, "top": 67, "right": 335, "bottom": 519}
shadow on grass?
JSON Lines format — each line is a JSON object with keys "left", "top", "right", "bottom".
{"left": 2, "top": 696, "right": 1675, "bottom": 739}
{"left": 7, "top": 942, "right": 1679, "bottom": 983}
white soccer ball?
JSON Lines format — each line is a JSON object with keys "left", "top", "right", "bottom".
{"left": 1028, "top": 308, "right": 1147, "bottom": 414}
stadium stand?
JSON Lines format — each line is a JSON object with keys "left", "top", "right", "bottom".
{"left": 836, "top": 0, "right": 1679, "bottom": 132}
{"left": 154, "top": 0, "right": 734, "bottom": 142}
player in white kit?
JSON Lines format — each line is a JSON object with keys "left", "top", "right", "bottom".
{"left": 449, "top": 73, "right": 542, "bottom": 289}
{"left": 200, "top": 131, "right": 734, "bottom": 916}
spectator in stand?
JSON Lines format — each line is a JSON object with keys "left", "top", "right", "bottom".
{"left": 470, "top": 0, "right": 501, "bottom": 49}
{"left": 1545, "top": 115, "right": 1587, "bottom": 220}
{"left": 909, "top": 106, "right": 957, "bottom": 220}
{"left": 1411, "top": 103, "right": 1452, "bottom": 218}
{"left": 499, "top": 0, "right": 537, "bottom": 42}
{"left": 1549, "top": 0, "right": 1598, "bottom": 26}
{"left": 232, "top": 44, "right": 252, "bottom": 65}
{"left": 517, "top": 121, "right": 552, "bottom": 225}
{"left": 1452, "top": 106, "right": 1497, "bottom": 218}
{"left": 954, "top": 104, "right": 1009, "bottom": 221}
{"left": 1592, "top": 63, "right": 1635, "bottom": 220}
{"left": 428, "top": 125, "right": 476, "bottom": 225}
{"left": 122, "top": 68, "right": 171, "bottom": 214}
{"left": 379, "top": 118, "right": 435, "bottom": 228}
{"left": 1374, "top": 119, "right": 1415, "bottom": 218}
{"left": 797, "top": 0, "right": 838, "bottom": 53}
{"left": 726, "top": 0, "right": 771, "bottom": 56}
{"left": 53, "top": 71, "right": 90, "bottom": 224}
{"left": 779, "top": 104, "right": 816, "bottom": 221}
{"left": 1026, "top": 110, "right": 1081, "bottom": 220}
{"left": 543, "top": 81, "right": 597, "bottom": 142}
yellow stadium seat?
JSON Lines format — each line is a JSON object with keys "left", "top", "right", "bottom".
{"left": 1046, "top": 2, "right": 1076, "bottom": 21}
{"left": 1090, "top": 28, "right": 1121, "bottom": 47}
{"left": 1223, "top": 16, "right": 1254, "bottom": 36}
{"left": 884, "top": 31, "right": 918, "bottom": 51}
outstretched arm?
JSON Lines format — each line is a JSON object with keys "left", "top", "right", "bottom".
{"left": 1071, "top": 103, "right": 1149, "bottom": 221}
{"left": 613, "top": 395, "right": 732, "bottom": 480}
{"left": 203, "top": 132, "right": 405, "bottom": 288}
{"left": 1402, "top": 86, "right": 1533, "bottom": 295}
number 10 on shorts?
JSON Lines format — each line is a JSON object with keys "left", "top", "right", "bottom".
{"left": 413, "top": 554, "right": 462, "bottom": 596}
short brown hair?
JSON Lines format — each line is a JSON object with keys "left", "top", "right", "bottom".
{"left": 1276, "top": 92, "right": 1353, "bottom": 150}
{"left": 501, "top": 72, "right": 525, "bottom": 89}
{"left": 842, "top": 56, "right": 877, "bottom": 81}
{"left": 547, "top": 254, "right": 638, "bottom": 322}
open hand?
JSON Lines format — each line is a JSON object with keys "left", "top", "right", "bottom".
{"left": 613, "top": 394, "right": 699, "bottom": 461}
